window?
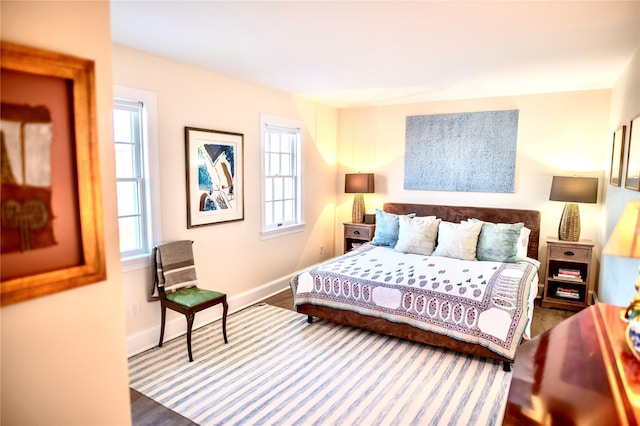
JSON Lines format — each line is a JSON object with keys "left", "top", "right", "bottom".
{"left": 113, "top": 86, "right": 161, "bottom": 269}
{"left": 261, "top": 114, "right": 304, "bottom": 238}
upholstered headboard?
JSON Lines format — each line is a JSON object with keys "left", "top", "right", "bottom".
{"left": 383, "top": 202, "right": 541, "bottom": 260}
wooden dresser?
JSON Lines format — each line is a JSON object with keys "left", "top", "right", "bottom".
{"left": 503, "top": 304, "right": 640, "bottom": 425}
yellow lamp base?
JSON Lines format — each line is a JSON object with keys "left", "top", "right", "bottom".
{"left": 558, "top": 202, "right": 580, "bottom": 241}
{"left": 352, "top": 194, "right": 365, "bottom": 224}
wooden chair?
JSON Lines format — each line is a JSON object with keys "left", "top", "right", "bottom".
{"left": 153, "top": 241, "right": 228, "bottom": 362}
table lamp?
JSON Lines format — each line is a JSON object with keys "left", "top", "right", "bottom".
{"left": 602, "top": 199, "right": 640, "bottom": 319}
{"left": 549, "top": 176, "right": 598, "bottom": 241}
{"left": 345, "top": 173, "right": 374, "bottom": 224}
{"left": 603, "top": 200, "right": 640, "bottom": 358}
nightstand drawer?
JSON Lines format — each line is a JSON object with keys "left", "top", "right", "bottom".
{"left": 345, "top": 225, "right": 374, "bottom": 240}
{"left": 548, "top": 245, "right": 591, "bottom": 262}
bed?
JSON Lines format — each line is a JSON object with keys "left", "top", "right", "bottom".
{"left": 290, "top": 202, "right": 541, "bottom": 371}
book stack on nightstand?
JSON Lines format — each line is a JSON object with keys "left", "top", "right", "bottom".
{"left": 554, "top": 268, "right": 582, "bottom": 300}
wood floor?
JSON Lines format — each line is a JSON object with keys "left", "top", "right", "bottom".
{"left": 130, "top": 289, "right": 572, "bottom": 425}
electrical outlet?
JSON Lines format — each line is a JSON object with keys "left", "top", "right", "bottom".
{"left": 132, "top": 303, "right": 140, "bottom": 318}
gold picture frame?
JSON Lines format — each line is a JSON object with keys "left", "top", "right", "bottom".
{"left": 610, "top": 125, "right": 626, "bottom": 187}
{"left": 1, "top": 41, "right": 106, "bottom": 305}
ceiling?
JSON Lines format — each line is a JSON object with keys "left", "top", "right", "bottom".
{"left": 110, "top": 1, "right": 640, "bottom": 108}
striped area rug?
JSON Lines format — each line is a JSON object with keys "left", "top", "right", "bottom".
{"left": 129, "top": 304, "right": 511, "bottom": 425}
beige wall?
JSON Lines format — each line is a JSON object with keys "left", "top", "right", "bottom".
{"left": 600, "top": 48, "right": 640, "bottom": 306}
{"left": 117, "top": 40, "right": 615, "bottom": 353}
{"left": 112, "top": 46, "right": 338, "bottom": 354}
{"left": 1, "top": 1, "right": 131, "bottom": 424}
{"left": 335, "top": 91, "right": 611, "bottom": 276}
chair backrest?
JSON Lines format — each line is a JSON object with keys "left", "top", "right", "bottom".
{"left": 153, "top": 240, "right": 198, "bottom": 295}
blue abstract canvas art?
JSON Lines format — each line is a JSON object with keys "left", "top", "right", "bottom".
{"left": 197, "top": 144, "right": 235, "bottom": 212}
{"left": 404, "top": 110, "right": 519, "bottom": 193}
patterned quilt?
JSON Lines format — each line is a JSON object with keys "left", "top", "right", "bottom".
{"left": 291, "top": 244, "right": 540, "bottom": 360}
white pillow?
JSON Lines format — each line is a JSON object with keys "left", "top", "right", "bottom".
{"left": 395, "top": 216, "right": 441, "bottom": 255}
{"left": 433, "top": 221, "right": 483, "bottom": 261}
{"left": 517, "top": 226, "right": 531, "bottom": 258}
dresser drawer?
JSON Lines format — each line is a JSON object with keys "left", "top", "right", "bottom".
{"left": 345, "top": 225, "right": 374, "bottom": 240}
{"left": 548, "top": 245, "right": 591, "bottom": 262}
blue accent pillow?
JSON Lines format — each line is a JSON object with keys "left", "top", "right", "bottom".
{"left": 471, "top": 220, "right": 524, "bottom": 263}
{"left": 370, "top": 209, "right": 415, "bottom": 247}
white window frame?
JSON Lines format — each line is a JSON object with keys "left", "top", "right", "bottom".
{"left": 260, "top": 113, "right": 304, "bottom": 239}
{"left": 113, "top": 85, "right": 162, "bottom": 271}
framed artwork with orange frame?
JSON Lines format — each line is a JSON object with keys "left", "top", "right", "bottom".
{"left": 0, "top": 41, "right": 106, "bottom": 305}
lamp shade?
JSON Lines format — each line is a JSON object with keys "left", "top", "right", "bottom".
{"left": 603, "top": 200, "right": 640, "bottom": 259}
{"left": 345, "top": 173, "right": 375, "bottom": 194}
{"left": 549, "top": 176, "right": 598, "bottom": 203}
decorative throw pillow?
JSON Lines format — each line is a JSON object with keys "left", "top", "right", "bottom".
{"left": 395, "top": 216, "right": 441, "bottom": 255}
{"left": 432, "top": 221, "right": 483, "bottom": 261}
{"left": 517, "top": 226, "right": 531, "bottom": 258}
{"left": 370, "top": 209, "right": 415, "bottom": 247}
{"left": 471, "top": 220, "right": 524, "bottom": 263}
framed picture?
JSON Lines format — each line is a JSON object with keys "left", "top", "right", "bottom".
{"left": 626, "top": 114, "right": 640, "bottom": 191}
{"left": 610, "top": 125, "right": 626, "bottom": 186}
{"left": 185, "top": 127, "right": 244, "bottom": 227}
{"left": 0, "top": 41, "right": 106, "bottom": 305}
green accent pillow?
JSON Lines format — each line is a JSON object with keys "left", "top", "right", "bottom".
{"left": 166, "top": 287, "right": 225, "bottom": 308}
{"left": 471, "top": 219, "right": 524, "bottom": 263}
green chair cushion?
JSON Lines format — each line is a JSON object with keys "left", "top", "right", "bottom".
{"left": 166, "top": 287, "right": 225, "bottom": 308}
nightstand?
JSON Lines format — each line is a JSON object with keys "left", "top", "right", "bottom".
{"left": 541, "top": 237, "right": 594, "bottom": 311}
{"left": 343, "top": 223, "right": 375, "bottom": 253}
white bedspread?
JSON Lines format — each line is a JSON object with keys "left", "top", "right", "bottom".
{"left": 291, "top": 244, "right": 540, "bottom": 360}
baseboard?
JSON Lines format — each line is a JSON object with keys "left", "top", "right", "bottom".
{"left": 126, "top": 273, "right": 294, "bottom": 357}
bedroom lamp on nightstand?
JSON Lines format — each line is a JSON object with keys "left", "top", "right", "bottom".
{"left": 345, "top": 173, "right": 375, "bottom": 224}
{"left": 603, "top": 200, "right": 640, "bottom": 358}
{"left": 549, "top": 176, "right": 598, "bottom": 241}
